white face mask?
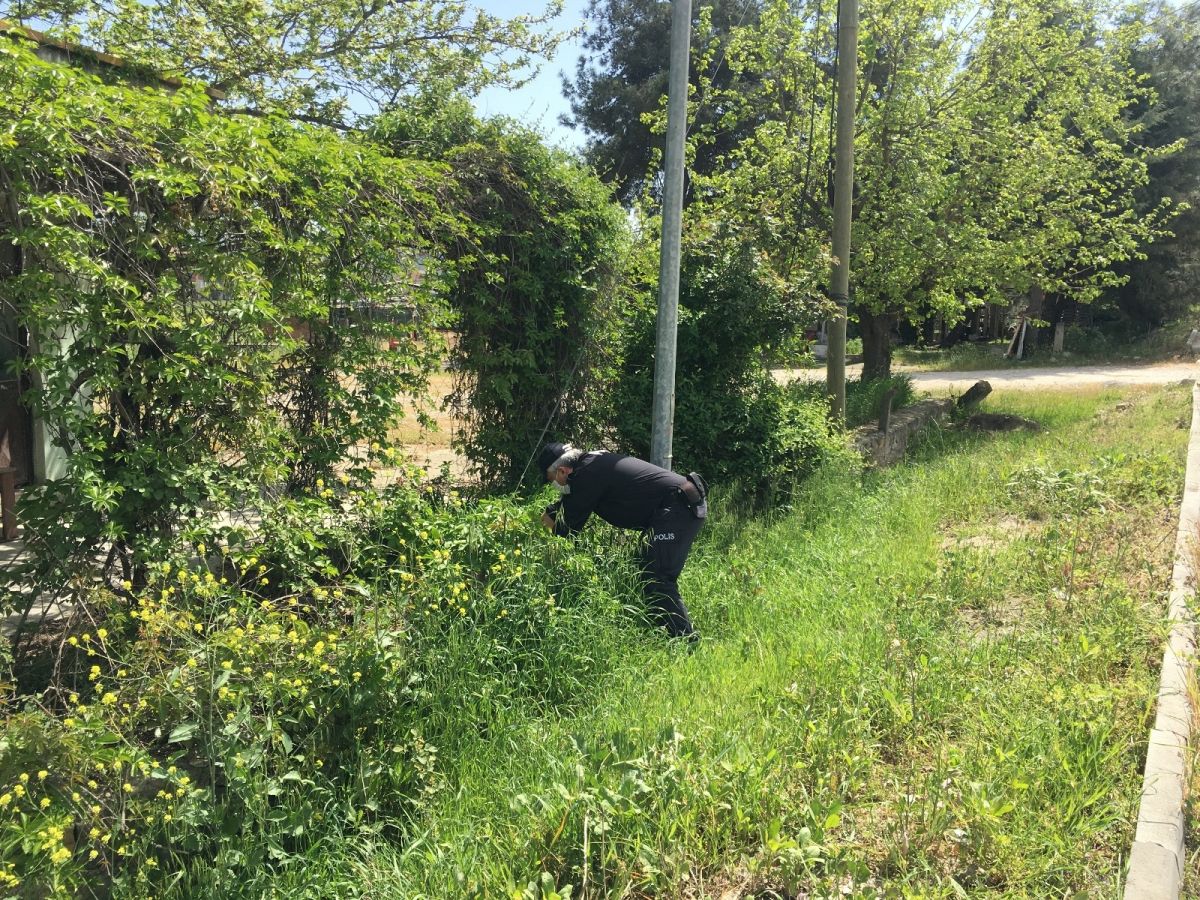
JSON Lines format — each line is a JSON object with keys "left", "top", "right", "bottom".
{"left": 553, "top": 481, "right": 571, "bottom": 495}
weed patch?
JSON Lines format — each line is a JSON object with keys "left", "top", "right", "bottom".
{"left": 1, "top": 385, "right": 1189, "bottom": 896}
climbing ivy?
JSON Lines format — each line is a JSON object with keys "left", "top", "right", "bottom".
{"left": 0, "top": 39, "right": 455, "bottom": 588}
{"left": 377, "top": 100, "right": 632, "bottom": 489}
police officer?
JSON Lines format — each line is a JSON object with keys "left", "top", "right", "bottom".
{"left": 537, "top": 442, "right": 707, "bottom": 642}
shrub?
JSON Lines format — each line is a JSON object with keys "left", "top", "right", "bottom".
{"left": 0, "top": 481, "right": 652, "bottom": 896}
{"left": 1, "top": 39, "right": 453, "bottom": 597}
{"left": 844, "top": 374, "right": 917, "bottom": 429}
{"left": 610, "top": 235, "right": 846, "bottom": 502}
{"left": 375, "top": 100, "right": 632, "bottom": 490}
{"left": 1060, "top": 324, "right": 1117, "bottom": 357}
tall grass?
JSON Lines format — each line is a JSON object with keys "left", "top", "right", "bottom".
{"left": 2, "top": 386, "right": 1186, "bottom": 897}
{"left": 356, "top": 385, "right": 1186, "bottom": 897}
{"left": 894, "top": 318, "right": 1196, "bottom": 372}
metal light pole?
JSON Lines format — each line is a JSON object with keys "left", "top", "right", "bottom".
{"left": 650, "top": 0, "right": 692, "bottom": 470}
{"left": 827, "top": 0, "right": 858, "bottom": 423}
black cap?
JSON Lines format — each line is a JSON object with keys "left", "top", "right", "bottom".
{"left": 536, "top": 442, "right": 570, "bottom": 476}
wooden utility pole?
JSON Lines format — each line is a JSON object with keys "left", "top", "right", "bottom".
{"left": 650, "top": 0, "right": 692, "bottom": 470}
{"left": 827, "top": 0, "right": 858, "bottom": 422}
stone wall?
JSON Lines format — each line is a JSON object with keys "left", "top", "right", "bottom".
{"left": 852, "top": 398, "right": 954, "bottom": 467}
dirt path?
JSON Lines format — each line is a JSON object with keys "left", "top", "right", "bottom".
{"left": 779, "top": 360, "right": 1198, "bottom": 394}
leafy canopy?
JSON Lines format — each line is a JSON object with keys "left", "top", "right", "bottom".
{"left": 685, "top": 0, "right": 1175, "bottom": 375}
{"left": 3, "top": 0, "right": 568, "bottom": 124}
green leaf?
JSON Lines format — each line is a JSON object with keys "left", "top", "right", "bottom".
{"left": 168, "top": 722, "right": 198, "bottom": 744}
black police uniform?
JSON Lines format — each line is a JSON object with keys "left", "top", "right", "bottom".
{"left": 546, "top": 451, "right": 702, "bottom": 638}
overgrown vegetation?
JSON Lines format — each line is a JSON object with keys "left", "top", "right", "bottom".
{"left": 891, "top": 317, "right": 1199, "bottom": 371}
{"left": 376, "top": 100, "right": 633, "bottom": 489}
{"left": 0, "top": 39, "right": 454, "bottom": 596}
{"left": 610, "top": 235, "right": 840, "bottom": 502}
{"left": 2, "top": 386, "right": 1185, "bottom": 895}
{"left": 2, "top": 475, "right": 655, "bottom": 895}
{"left": 844, "top": 374, "right": 917, "bottom": 429}
{"left": 1, "top": 0, "right": 1196, "bottom": 891}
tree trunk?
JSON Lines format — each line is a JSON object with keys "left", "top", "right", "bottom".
{"left": 921, "top": 316, "right": 936, "bottom": 346}
{"left": 859, "top": 307, "right": 895, "bottom": 380}
{"left": 941, "top": 318, "right": 969, "bottom": 348}
{"left": 1025, "top": 284, "right": 1045, "bottom": 352}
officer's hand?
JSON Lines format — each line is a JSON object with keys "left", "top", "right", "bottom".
{"left": 541, "top": 512, "right": 556, "bottom": 532}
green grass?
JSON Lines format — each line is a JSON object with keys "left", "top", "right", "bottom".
{"left": 322, "top": 384, "right": 1184, "bottom": 897}
{"left": 893, "top": 340, "right": 1013, "bottom": 371}
{"left": 788, "top": 317, "right": 1196, "bottom": 374}
{"left": 8, "top": 386, "right": 1186, "bottom": 897}
{"left": 894, "top": 319, "right": 1196, "bottom": 372}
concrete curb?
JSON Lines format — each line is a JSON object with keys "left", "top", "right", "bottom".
{"left": 1125, "top": 382, "right": 1200, "bottom": 898}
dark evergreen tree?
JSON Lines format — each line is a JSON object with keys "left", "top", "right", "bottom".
{"left": 562, "top": 0, "right": 766, "bottom": 206}
{"left": 1107, "top": 1, "right": 1200, "bottom": 331}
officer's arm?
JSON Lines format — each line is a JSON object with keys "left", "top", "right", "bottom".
{"left": 547, "top": 482, "right": 598, "bottom": 537}
{"left": 557, "top": 496, "right": 595, "bottom": 535}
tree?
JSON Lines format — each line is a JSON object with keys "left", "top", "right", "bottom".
{"left": 1105, "top": 1, "right": 1200, "bottom": 331}
{"left": 563, "top": 0, "right": 766, "bottom": 205}
{"left": 687, "top": 0, "right": 1172, "bottom": 378}
{"left": 2, "top": 0, "right": 566, "bottom": 125}
{"left": 0, "top": 38, "right": 452, "bottom": 590}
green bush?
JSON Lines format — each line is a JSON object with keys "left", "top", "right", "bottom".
{"left": 1061, "top": 324, "right": 1118, "bottom": 357}
{"left": 610, "top": 236, "right": 847, "bottom": 502}
{"left": 0, "top": 481, "right": 653, "bottom": 896}
{"left": 1, "top": 39, "right": 451, "bottom": 596}
{"left": 376, "top": 100, "right": 632, "bottom": 490}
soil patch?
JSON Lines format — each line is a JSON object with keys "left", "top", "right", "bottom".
{"left": 939, "top": 515, "right": 1036, "bottom": 552}
{"left": 964, "top": 412, "right": 1043, "bottom": 432}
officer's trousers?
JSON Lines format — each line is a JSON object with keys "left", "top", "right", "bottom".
{"left": 639, "top": 498, "right": 703, "bottom": 638}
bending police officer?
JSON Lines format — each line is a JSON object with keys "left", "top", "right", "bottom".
{"left": 537, "top": 442, "right": 707, "bottom": 641}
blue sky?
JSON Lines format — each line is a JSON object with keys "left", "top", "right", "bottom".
{"left": 471, "top": 0, "right": 592, "bottom": 150}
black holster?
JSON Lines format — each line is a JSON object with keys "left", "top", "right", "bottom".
{"left": 681, "top": 472, "right": 708, "bottom": 519}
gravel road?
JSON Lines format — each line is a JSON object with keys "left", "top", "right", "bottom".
{"left": 780, "top": 361, "right": 1198, "bottom": 394}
